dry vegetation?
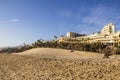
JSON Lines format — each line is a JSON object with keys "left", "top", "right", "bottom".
{"left": 0, "top": 48, "right": 120, "bottom": 80}
{"left": 1, "top": 40, "right": 120, "bottom": 55}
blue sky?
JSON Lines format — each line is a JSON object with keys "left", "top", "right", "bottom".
{"left": 0, "top": 0, "right": 120, "bottom": 47}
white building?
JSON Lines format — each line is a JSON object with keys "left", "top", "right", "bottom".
{"left": 101, "top": 22, "right": 115, "bottom": 35}
{"left": 59, "top": 22, "right": 120, "bottom": 46}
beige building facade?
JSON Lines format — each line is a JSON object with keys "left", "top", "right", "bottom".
{"left": 59, "top": 23, "right": 120, "bottom": 46}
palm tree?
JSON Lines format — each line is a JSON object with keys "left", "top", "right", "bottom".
{"left": 23, "top": 43, "right": 26, "bottom": 46}
{"left": 54, "top": 35, "right": 57, "bottom": 40}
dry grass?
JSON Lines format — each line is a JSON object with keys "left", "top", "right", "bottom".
{"left": 0, "top": 48, "right": 120, "bottom": 80}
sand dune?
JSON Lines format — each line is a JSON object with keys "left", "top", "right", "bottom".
{"left": 14, "top": 48, "right": 120, "bottom": 59}
{"left": 14, "top": 48, "right": 105, "bottom": 59}
{"left": 0, "top": 48, "right": 120, "bottom": 80}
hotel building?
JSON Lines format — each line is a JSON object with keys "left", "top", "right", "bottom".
{"left": 59, "top": 23, "right": 120, "bottom": 46}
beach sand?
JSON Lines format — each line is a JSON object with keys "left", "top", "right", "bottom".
{"left": 0, "top": 48, "right": 120, "bottom": 80}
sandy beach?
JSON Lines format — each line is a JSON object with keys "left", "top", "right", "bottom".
{"left": 0, "top": 48, "right": 120, "bottom": 80}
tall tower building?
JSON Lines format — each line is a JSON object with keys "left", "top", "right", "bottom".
{"left": 101, "top": 22, "right": 115, "bottom": 35}
{"left": 109, "top": 22, "right": 115, "bottom": 34}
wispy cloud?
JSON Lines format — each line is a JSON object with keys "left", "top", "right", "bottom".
{"left": 57, "top": 9, "right": 81, "bottom": 19}
{"left": 80, "top": 6, "right": 120, "bottom": 34}
{"left": 9, "top": 19, "right": 20, "bottom": 23}
{"left": 115, "top": 15, "right": 120, "bottom": 19}
{"left": 57, "top": 6, "right": 120, "bottom": 26}
{"left": 82, "top": 6, "right": 117, "bottom": 26}
{"left": 0, "top": 18, "right": 20, "bottom": 23}
{"left": 57, "top": 5, "right": 120, "bottom": 35}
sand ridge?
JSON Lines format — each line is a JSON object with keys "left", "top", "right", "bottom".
{"left": 13, "top": 48, "right": 105, "bottom": 59}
